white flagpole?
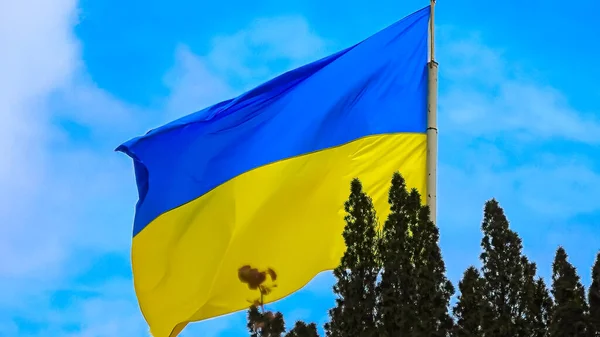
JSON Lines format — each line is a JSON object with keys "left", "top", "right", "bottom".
{"left": 426, "top": 0, "right": 438, "bottom": 224}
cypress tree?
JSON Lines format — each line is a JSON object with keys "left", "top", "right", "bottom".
{"left": 285, "top": 322, "right": 320, "bottom": 337}
{"left": 377, "top": 172, "right": 453, "bottom": 336}
{"left": 589, "top": 252, "right": 600, "bottom": 337}
{"left": 324, "top": 178, "right": 379, "bottom": 337}
{"left": 550, "top": 247, "right": 588, "bottom": 337}
{"left": 521, "top": 258, "right": 553, "bottom": 337}
{"left": 453, "top": 266, "right": 484, "bottom": 337}
{"left": 376, "top": 172, "right": 417, "bottom": 336}
{"left": 533, "top": 277, "right": 554, "bottom": 336}
{"left": 479, "top": 199, "right": 531, "bottom": 337}
{"left": 410, "top": 187, "right": 454, "bottom": 336}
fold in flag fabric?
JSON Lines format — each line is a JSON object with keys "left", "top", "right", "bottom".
{"left": 117, "top": 6, "right": 430, "bottom": 337}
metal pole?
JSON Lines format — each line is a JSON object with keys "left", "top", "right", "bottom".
{"left": 426, "top": 0, "right": 438, "bottom": 224}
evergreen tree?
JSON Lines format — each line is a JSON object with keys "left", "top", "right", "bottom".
{"left": 479, "top": 199, "right": 534, "bottom": 337}
{"left": 377, "top": 172, "right": 453, "bottom": 337}
{"left": 247, "top": 306, "right": 286, "bottom": 337}
{"left": 534, "top": 277, "right": 554, "bottom": 336}
{"left": 521, "top": 258, "right": 553, "bottom": 337}
{"left": 453, "top": 266, "right": 484, "bottom": 337}
{"left": 550, "top": 247, "right": 588, "bottom": 337}
{"left": 410, "top": 187, "right": 455, "bottom": 336}
{"left": 247, "top": 307, "right": 321, "bottom": 337}
{"left": 324, "top": 178, "right": 379, "bottom": 337}
{"left": 376, "top": 172, "right": 417, "bottom": 336}
{"left": 285, "top": 321, "right": 320, "bottom": 337}
{"left": 589, "top": 252, "right": 600, "bottom": 337}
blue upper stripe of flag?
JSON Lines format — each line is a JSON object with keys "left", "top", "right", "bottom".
{"left": 117, "top": 6, "right": 430, "bottom": 236}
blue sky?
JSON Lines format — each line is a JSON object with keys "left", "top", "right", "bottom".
{"left": 1, "top": 0, "right": 599, "bottom": 336}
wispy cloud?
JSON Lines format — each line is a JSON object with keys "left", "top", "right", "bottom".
{"left": 207, "top": 16, "right": 328, "bottom": 83}
{"left": 0, "top": 2, "right": 329, "bottom": 335}
{"left": 439, "top": 28, "right": 600, "bottom": 144}
{"left": 435, "top": 28, "right": 600, "bottom": 285}
{"left": 2, "top": 1, "right": 597, "bottom": 335}
{"left": 438, "top": 28, "right": 600, "bottom": 219}
{"left": 164, "top": 16, "right": 330, "bottom": 120}
{"left": 1, "top": 0, "right": 80, "bottom": 279}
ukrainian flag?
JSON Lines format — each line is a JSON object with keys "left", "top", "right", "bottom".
{"left": 118, "top": 6, "right": 431, "bottom": 337}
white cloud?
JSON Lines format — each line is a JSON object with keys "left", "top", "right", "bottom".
{"left": 164, "top": 45, "right": 235, "bottom": 119}
{"left": 208, "top": 16, "right": 328, "bottom": 82}
{"left": 0, "top": 3, "right": 329, "bottom": 336}
{"left": 0, "top": 0, "right": 155, "bottom": 284}
{"left": 435, "top": 30, "right": 600, "bottom": 287}
{"left": 0, "top": 2, "right": 150, "bottom": 337}
{"left": 437, "top": 30, "right": 600, "bottom": 218}
{"left": 4, "top": 3, "right": 596, "bottom": 335}
{"left": 164, "top": 16, "right": 329, "bottom": 120}
{"left": 0, "top": 0, "right": 80, "bottom": 278}
{"left": 438, "top": 29, "right": 600, "bottom": 144}
{"left": 3, "top": 278, "right": 149, "bottom": 337}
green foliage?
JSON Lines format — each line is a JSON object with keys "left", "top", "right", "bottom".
{"left": 409, "top": 188, "right": 454, "bottom": 336}
{"left": 285, "top": 321, "right": 320, "bottom": 337}
{"left": 589, "top": 252, "right": 600, "bottom": 337}
{"left": 247, "top": 306, "right": 286, "bottom": 337}
{"left": 325, "top": 178, "right": 379, "bottom": 337}
{"left": 550, "top": 247, "right": 589, "bottom": 337}
{"left": 241, "top": 176, "right": 599, "bottom": 337}
{"left": 376, "top": 172, "right": 416, "bottom": 336}
{"left": 247, "top": 307, "right": 321, "bottom": 337}
{"left": 535, "top": 278, "right": 554, "bottom": 336}
{"left": 479, "top": 199, "right": 538, "bottom": 337}
{"left": 521, "top": 259, "right": 554, "bottom": 337}
{"left": 453, "top": 266, "right": 484, "bottom": 337}
{"left": 454, "top": 202, "right": 553, "bottom": 337}
{"left": 377, "top": 172, "right": 454, "bottom": 337}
